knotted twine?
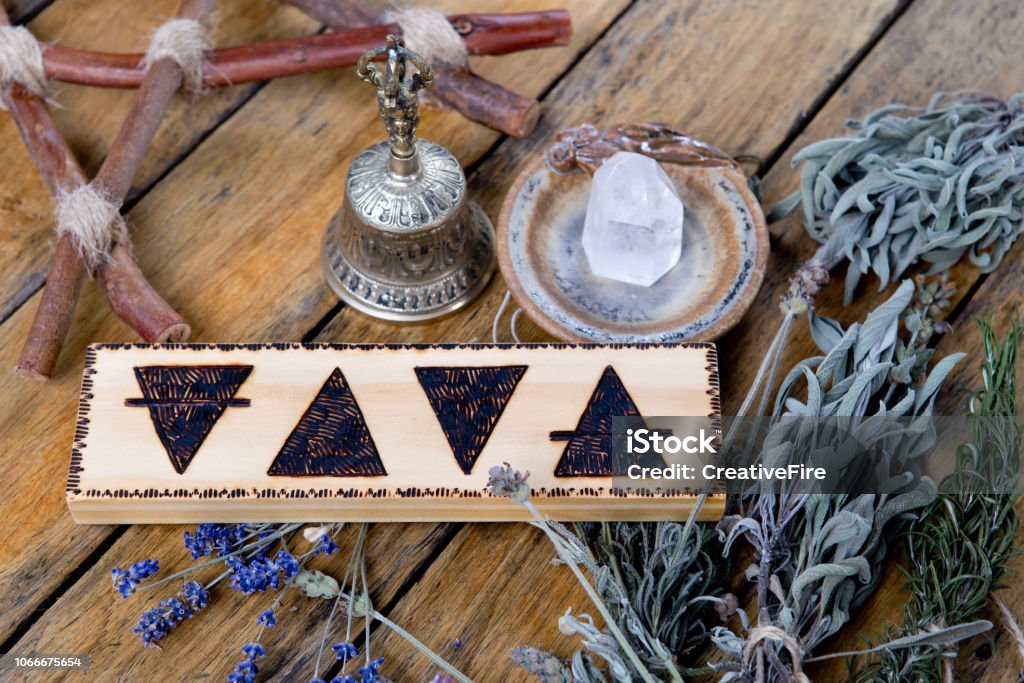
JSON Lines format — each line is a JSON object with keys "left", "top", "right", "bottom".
{"left": 53, "top": 19, "right": 210, "bottom": 271}
{"left": 0, "top": 25, "right": 46, "bottom": 108}
{"left": 55, "top": 185, "right": 129, "bottom": 271}
{"left": 743, "top": 625, "right": 811, "bottom": 683}
{"left": 141, "top": 18, "right": 210, "bottom": 93}
{"left": 383, "top": 8, "right": 469, "bottom": 69}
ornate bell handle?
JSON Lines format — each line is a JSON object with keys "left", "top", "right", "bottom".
{"left": 356, "top": 35, "right": 434, "bottom": 163}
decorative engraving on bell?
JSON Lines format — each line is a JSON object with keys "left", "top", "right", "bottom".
{"left": 321, "top": 35, "right": 496, "bottom": 321}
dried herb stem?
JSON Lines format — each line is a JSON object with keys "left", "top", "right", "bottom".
{"left": 522, "top": 501, "right": 665, "bottom": 683}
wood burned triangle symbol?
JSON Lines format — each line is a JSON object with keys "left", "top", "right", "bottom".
{"left": 551, "top": 365, "right": 663, "bottom": 477}
{"left": 268, "top": 368, "right": 386, "bottom": 477}
{"left": 415, "top": 365, "right": 528, "bottom": 474}
{"left": 126, "top": 365, "right": 254, "bottom": 474}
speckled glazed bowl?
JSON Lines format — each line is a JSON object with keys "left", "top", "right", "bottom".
{"left": 497, "top": 148, "right": 769, "bottom": 343}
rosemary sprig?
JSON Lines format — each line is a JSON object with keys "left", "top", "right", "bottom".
{"left": 853, "top": 316, "right": 1024, "bottom": 681}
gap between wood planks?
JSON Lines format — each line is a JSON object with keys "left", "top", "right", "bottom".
{"left": 6, "top": 0, "right": 53, "bottom": 24}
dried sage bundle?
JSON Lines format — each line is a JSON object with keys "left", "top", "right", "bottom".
{"left": 772, "top": 92, "right": 1024, "bottom": 305}
{"left": 712, "top": 280, "right": 965, "bottom": 682}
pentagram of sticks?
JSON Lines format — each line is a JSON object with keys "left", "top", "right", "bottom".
{"left": 0, "top": 0, "right": 572, "bottom": 381}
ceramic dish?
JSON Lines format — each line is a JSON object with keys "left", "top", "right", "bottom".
{"left": 497, "top": 124, "right": 769, "bottom": 343}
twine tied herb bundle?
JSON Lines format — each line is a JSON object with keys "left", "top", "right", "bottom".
{"left": 487, "top": 465, "right": 731, "bottom": 683}
{"left": 771, "top": 91, "right": 1024, "bottom": 305}
{"left": 854, "top": 318, "right": 1024, "bottom": 682}
{"left": 711, "top": 280, "right": 976, "bottom": 682}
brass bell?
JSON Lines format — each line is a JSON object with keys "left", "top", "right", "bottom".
{"left": 321, "top": 35, "right": 496, "bottom": 321}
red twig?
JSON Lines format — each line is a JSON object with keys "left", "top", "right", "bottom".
{"left": 91, "top": 0, "right": 214, "bottom": 347}
{"left": 40, "top": 12, "right": 571, "bottom": 87}
{"left": 287, "top": 2, "right": 569, "bottom": 137}
{"left": 9, "top": 1, "right": 203, "bottom": 379}
{"left": 3, "top": 5, "right": 90, "bottom": 379}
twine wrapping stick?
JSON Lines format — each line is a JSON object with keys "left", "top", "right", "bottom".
{"left": 0, "top": 25, "right": 46, "bottom": 107}
{"left": 383, "top": 8, "right": 469, "bottom": 70}
{"left": 50, "top": 18, "right": 211, "bottom": 272}
{"left": 141, "top": 18, "right": 210, "bottom": 93}
{"left": 9, "top": 1, "right": 208, "bottom": 381}
{"left": 743, "top": 625, "right": 812, "bottom": 683}
{"left": 286, "top": 0, "right": 559, "bottom": 137}
{"left": 55, "top": 185, "right": 129, "bottom": 271}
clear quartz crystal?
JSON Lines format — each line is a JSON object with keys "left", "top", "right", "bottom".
{"left": 582, "top": 151, "right": 685, "bottom": 287}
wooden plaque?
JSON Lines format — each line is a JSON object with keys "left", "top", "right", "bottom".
{"left": 67, "top": 343, "right": 722, "bottom": 523}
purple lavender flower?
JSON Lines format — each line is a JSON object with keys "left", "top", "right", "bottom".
{"left": 331, "top": 642, "right": 359, "bottom": 660}
{"left": 181, "top": 581, "right": 208, "bottom": 611}
{"left": 357, "top": 657, "right": 385, "bottom": 683}
{"left": 129, "top": 581, "right": 208, "bottom": 647}
{"left": 162, "top": 597, "right": 191, "bottom": 621}
{"left": 227, "top": 551, "right": 298, "bottom": 594}
{"left": 132, "top": 598, "right": 192, "bottom": 647}
{"left": 132, "top": 605, "right": 175, "bottom": 647}
{"left": 184, "top": 523, "right": 250, "bottom": 559}
{"left": 111, "top": 559, "right": 159, "bottom": 598}
{"left": 242, "top": 643, "right": 265, "bottom": 660}
{"left": 228, "top": 642, "right": 265, "bottom": 683}
{"left": 329, "top": 677, "right": 357, "bottom": 683}
{"left": 257, "top": 609, "right": 277, "bottom": 628}
{"left": 314, "top": 535, "right": 340, "bottom": 556}
{"left": 274, "top": 551, "right": 299, "bottom": 579}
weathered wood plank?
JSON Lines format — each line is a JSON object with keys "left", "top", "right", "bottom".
{"left": 3, "top": 0, "right": 48, "bottom": 22}
{"left": 325, "top": 0, "right": 1024, "bottom": 679}
{"left": 0, "top": 0, "right": 317, "bottom": 323}
{"left": 69, "top": 342, "right": 718, "bottom": 524}
{"left": 0, "top": 0, "right": 632, "bottom": 665}
{"left": 314, "top": 0, "right": 937, "bottom": 679}
{"left": 12, "top": 523, "right": 458, "bottom": 682}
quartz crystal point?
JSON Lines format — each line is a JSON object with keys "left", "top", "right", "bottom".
{"left": 582, "top": 151, "right": 685, "bottom": 287}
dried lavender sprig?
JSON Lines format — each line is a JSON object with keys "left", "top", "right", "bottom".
{"left": 487, "top": 464, "right": 666, "bottom": 683}
{"left": 314, "top": 524, "right": 366, "bottom": 677}
{"left": 852, "top": 316, "right": 1024, "bottom": 681}
{"left": 582, "top": 520, "right": 726, "bottom": 669}
{"left": 312, "top": 524, "right": 473, "bottom": 683}
{"left": 134, "top": 522, "right": 305, "bottom": 592}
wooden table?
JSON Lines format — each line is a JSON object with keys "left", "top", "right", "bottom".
{"left": 2, "top": 0, "right": 1023, "bottom": 680}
